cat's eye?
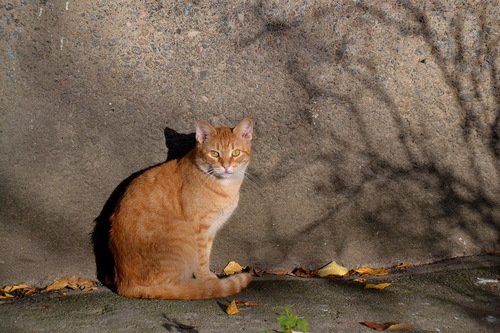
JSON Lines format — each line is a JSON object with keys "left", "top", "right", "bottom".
{"left": 209, "top": 150, "right": 220, "bottom": 158}
{"left": 231, "top": 149, "right": 241, "bottom": 157}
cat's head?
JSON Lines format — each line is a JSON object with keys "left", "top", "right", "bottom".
{"left": 194, "top": 118, "right": 253, "bottom": 181}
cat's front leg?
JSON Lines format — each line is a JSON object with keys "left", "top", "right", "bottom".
{"left": 195, "top": 231, "right": 218, "bottom": 280}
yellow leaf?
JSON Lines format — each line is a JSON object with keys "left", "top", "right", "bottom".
{"left": 0, "top": 293, "right": 15, "bottom": 299}
{"left": 318, "top": 261, "right": 349, "bottom": 277}
{"left": 43, "top": 276, "right": 97, "bottom": 292}
{"left": 226, "top": 300, "right": 240, "bottom": 315}
{"left": 353, "top": 267, "right": 390, "bottom": 276}
{"left": 2, "top": 284, "right": 30, "bottom": 293}
{"left": 354, "top": 278, "right": 366, "bottom": 283}
{"left": 224, "top": 261, "right": 244, "bottom": 276}
{"left": 365, "top": 283, "right": 392, "bottom": 290}
{"left": 44, "top": 279, "right": 70, "bottom": 292}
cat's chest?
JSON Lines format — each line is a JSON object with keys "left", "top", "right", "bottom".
{"left": 206, "top": 200, "right": 238, "bottom": 235}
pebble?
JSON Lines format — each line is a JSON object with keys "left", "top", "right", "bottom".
{"left": 132, "top": 47, "right": 142, "bottom": 55}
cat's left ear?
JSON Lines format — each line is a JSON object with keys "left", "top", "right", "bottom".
{"left": 195, "top": 120, "right": 216, "bottom": 143}
{"left": 233, "top": 118, "right": 253, "bottom": 141}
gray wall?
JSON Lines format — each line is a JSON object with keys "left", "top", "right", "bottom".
{"left": 1, "top": 0, "right": 499, "bottom": 286}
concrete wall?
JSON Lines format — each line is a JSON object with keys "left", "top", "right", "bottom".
{"left": 1, "top": 0, "right": 499, "bottom": 286}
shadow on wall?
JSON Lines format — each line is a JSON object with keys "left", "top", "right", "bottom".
{"left": 91, "top": 128, "right": 196, "bottom": 287}
{"left": 236, "top": 1, "right": 500, "bottom": 265}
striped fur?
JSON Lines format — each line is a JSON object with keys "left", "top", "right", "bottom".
{"left": 109, "top": 118, "right": 253, "bottom": 300}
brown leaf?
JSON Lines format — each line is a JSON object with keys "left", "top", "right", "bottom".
{"left": 353, "top": 267, "right": 390, "bottom": 276}
{"left": 361, "top": 321, "right": 391, "bottom": 330}
{"left": 387, "top": 323, "right": 414, "bottom": 331}
{"left": 235, "top": 300, "right": 258, "bottom": 307}
{"left": 360, "top": 321, "right": 413, "bottom": 331}
{"left": 44, "top": 279, "right": 70, "bottom": 292}
{"left": 43, "top": 276, "right": 97, "bottom": 293}
{"left": 292, "top": 267, "right": 318, "bottom": 278}
{"left": 394, "top": 262, "right": 412, "bottom": 270}
{"left": 252, "top": 268, "right": 263, "bottom": 277}
{"left": 264, "top": 270, "right": 294, "bottom": 276}
{"left": 1, "top": 284, "right": 38, "bottom": 298}
{"left": 365, "top": 283, "right": 392, "bottom": 290}
{"left": 226, "top": 300, "right": 240, "bottom": 315}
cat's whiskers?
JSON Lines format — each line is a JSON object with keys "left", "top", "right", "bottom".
{"left": 235, "top": 169, "right": 264, "bottom": 195}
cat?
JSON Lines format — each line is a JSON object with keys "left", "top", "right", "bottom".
{"left": 108, "top": 118, "right": 254, "bottom": 300}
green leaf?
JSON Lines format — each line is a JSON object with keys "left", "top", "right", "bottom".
{"left": 276, "top": 305, "right": 309, "bottom": 333}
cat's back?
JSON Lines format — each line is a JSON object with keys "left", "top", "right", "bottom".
{"left": 127, "top": 159, "right": 181, "bottom": 194}
{"left": 111, "top": 159, "right": 184, "bottom": 222}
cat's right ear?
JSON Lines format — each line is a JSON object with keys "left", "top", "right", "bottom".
{"left": 195, "top": 120, "right": 216, "bottom": 143}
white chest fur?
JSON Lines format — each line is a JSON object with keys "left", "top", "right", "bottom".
{"left": 208, "top": 200, "right": 238, "bottom": 237}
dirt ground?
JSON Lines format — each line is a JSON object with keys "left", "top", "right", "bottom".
{"left": 1, "top": 255, "right": 499, "bottom": 333}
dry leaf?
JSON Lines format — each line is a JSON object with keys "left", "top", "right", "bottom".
{"left": 365, "top": 283, "right": 392, "bottom": 290}
{"left": 235, "top": 300, "right": 258, "bottom": 307}
{"left": 265, "top": 270, "right": 294, "bottom": 276}
{"left": 43, "top": 276, "right": 97, "bottom": 292}
{"left": 2, "top": 284, "right": 30, "bottom": 293}
{"left": 1, "top": 284, "right": 38, "bottom": 298}
{"left": 226, "top": 300, "right": 240, "bottom": 315}
{"left": 43, "top": 280, "right": 69, "bottom": 292}
{"left": 75, "top": 278, "right": 98, "bottom": 291}
{"left": 0, "top": 293, "right": 14, "bottom": 299}
{"left": 386, "top": 323, "right": 414, "bottom": 331}
{"left": 292, "top": 267, "right": 318, "bottom": 278}
{"left": 394, "top": 262, "right": 412, "bottom": 270}
{"left": 353, "top": 267, "right": 390, "bottom": 276}
{"left": 361, "top": 321, "right": 389, "bottom": 330}
{"left": 318, "top": 261, "right": 349, "bottom": 277}
{"left": 354, "top": 278, "right": 366, "bottom": 283}
{"left": 252, "top": 268, "right": 263, "bottom": 277}
{"left": 224, "top": 261, "right": 244, "bottom": 276}
{"left": 360, "top": 321, "right": 413, "bottom": 331}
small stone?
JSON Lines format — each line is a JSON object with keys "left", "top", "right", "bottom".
{"left": 484, "top": 315, "right": 497, "bottom": 324}
{"left": 5, "top": 3, "right": 14, "bottom": 10}
{"left": 132, "top": 47, "right": 142, "bottom": 55}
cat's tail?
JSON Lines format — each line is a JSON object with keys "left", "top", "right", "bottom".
{"left": 117, "top": 273, "right": 252, "bottom": 300}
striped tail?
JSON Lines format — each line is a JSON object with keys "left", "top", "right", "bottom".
{"left": 116, "top": 273, "right": 252, "bottom": 300}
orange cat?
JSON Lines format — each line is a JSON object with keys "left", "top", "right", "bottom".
{"left": 108, "top": 118, "right": 254, "bottom": 299}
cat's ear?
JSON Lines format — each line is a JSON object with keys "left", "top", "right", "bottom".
{"left": 233, "top": 118, "right": 253, "bottom": 141}
{"left": 195, "top": 120, "right": 216, "bottom": 143}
